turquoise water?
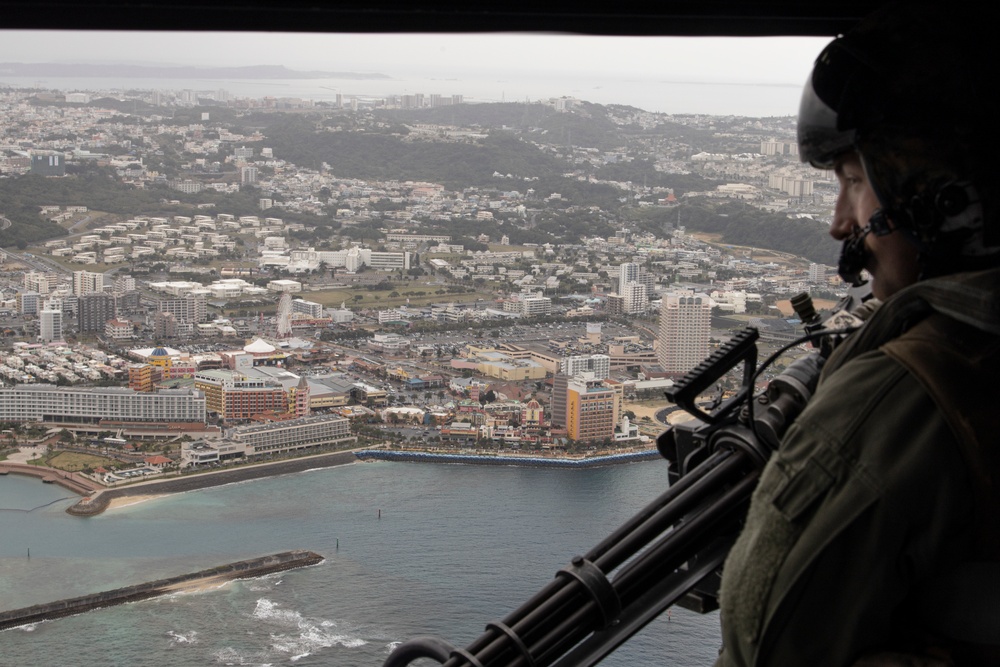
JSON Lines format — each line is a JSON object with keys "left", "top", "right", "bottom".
{"left": 0, "top": 461, "right": 721, "bottom": 666}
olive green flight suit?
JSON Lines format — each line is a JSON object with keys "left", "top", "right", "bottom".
{"left": 714, "top": 269, "right": 1000, "bottom": 666}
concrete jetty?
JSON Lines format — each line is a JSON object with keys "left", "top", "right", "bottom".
{"left": 0, "top": 550, "right": 324, "bottom": 631}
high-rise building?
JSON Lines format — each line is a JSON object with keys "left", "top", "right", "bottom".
{"left": 31, "top": 152, "right": 65, "bottom": 176}
{"left": 618, "top": 263, "right": 641, "bottom": 295}
{"left": 18, "top": 291, "right": 41, "bottom": 316}
{"left": 657, "top": 292, "right": 712, "bottom": 375}
{"left": 39, "top": 308, "right": 63, "bottom": 343}
{"left": 521, "top": 296, "right": 552, "bottom": 317}
{"left": 617, "top": 263, "right": 655, "bottom": 314}
{"left": 566, "top": 376, "right": 616, "bottom": 443}
{"left": 78, "top": 292, "right": 116, "bottom": 333}
{"left": 73, "top": 270, "right": 104, "bottom": 296}
{"left": 621, "top": 281, "right": 649, "bottom": 314}
{"left": 194, "top": 369, "right": 289, "bottom": 421}
{"left": 241, "top": 165, "right": 258, "bottom": 184}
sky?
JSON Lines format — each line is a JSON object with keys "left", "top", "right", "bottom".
{"left": 0, "top": 31, "right": 833, "bottom": 115}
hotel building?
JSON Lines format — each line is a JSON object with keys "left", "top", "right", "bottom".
{"left": 227, "top": 414, "right": 354, "bottom": 457}
{"left": 0, "top": 385, "right": 205, "bottom": 425}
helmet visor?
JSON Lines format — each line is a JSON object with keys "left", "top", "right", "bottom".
{"left": 797, "top": 71, "right": 855, "bottom": 169}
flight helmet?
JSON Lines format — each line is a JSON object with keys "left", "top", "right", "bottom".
{"left": 797, "top": 5, "right": 997, "bottom": 279}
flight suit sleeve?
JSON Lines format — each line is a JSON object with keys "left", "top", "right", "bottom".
{"left": 714, "top": 351, "right": 975, "bottom": 667}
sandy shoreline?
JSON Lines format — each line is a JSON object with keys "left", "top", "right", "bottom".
{"left": 67, "top": 449, "right": 362, "bottom": 516}
{"left": 105, "top": 494, "right": 169, "bottom": 510}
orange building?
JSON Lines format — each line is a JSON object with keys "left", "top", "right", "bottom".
{"left": 566, "top": 377, "right": 616, "bottom": 443}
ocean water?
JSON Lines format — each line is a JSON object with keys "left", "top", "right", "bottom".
{"left": 0, "top": 461, "right": 721, "bottom": 666}
{"left": 0, "top": 74, "right": 801, "bottom": 116}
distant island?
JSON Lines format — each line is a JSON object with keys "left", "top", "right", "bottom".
{"left": 0, "top": 62, "right": 391, "bottom": 80}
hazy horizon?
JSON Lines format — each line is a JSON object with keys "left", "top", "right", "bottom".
{"left": 0, "top": 31, "right": 832, "bottom": 115}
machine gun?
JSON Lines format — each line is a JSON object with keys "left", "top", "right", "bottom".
{"left": 385, "top": 287, "right": 872, "bottom": 667}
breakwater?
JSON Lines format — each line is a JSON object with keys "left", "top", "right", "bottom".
{"left": 0, "top": 550, "right": 324, "bottom": 632}
{"left": 355, "top": 448, "right": 661, "bottom": 467}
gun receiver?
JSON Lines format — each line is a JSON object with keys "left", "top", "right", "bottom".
{"left": 664, "top": 327, "right": 758, "bottom": 426}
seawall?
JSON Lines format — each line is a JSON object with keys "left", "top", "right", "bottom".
{"left": 355, "top": 448, "right": 661, "bottom": 468}
{"left": 0, "top": 462, "right": 101, "bottom": 496}
{"left": 66, "top": 450, "right": 359, "bottom": 516}
{"left": 0, "top": 550, "right": 324, "bottom": 632}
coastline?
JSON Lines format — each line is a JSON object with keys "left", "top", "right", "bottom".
{"left": 105, "top": 494, "right": 169, "bottom": 510}
{"left": 355, "top": 447, "right": 662, "bottom": 468}
{"left": 63, "top": 446, "right": 663, "bottom": 516}
{"left": 67, "top": 449, "right": 361, "bottom": 516}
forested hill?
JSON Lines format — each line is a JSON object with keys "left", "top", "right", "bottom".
{"left": 261, "top": 115, "right": 567, "bottom": 190}
{"left": 626, "top": 200, "right": 840, "bottom": 265}
{"left": 255, "top": 106, "right": 721, "bottom": 195}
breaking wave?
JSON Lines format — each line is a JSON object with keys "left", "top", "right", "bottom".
{"left": 250, "top": 598, "right": 366, "bottom": 661}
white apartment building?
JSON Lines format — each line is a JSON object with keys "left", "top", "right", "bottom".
{"left": 521, "top": 296, "right": 552, "bottom": 317}
{"left": 39, "top": 308, "right": 63, "bottom": 343}
{"left": 0, "top": 385, "right": 206, "bottom": 424}
{"left": 621, "top": 281, "right": 649, "bottom": 314}
{"left": 292, "top": 299, "right": 324, "bottom": 318}
{"left": 561, "top": 354, "right": 610, "bottom": 379}
{"left": 618, "top": 262, "right": 640, "bottom": 294}
{"left": 73, "top": 270, "right": 104, "bottom": 296}
{"left": 24, "top": 271, "right": 60, "bottom": 295}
